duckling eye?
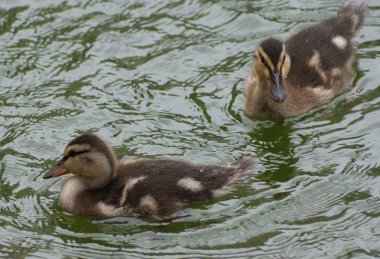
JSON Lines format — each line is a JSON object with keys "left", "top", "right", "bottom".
{"left": 261, "top": 56, "right": 266, "bottom": 64}
{"left": 257, "top": 54, "right": 266, "bottom": 65}
{"left": 61, "top": 152, "right": 73, "bottom": 162}
{"left": 68, "top": 150, "right": 77, "bottom": 158}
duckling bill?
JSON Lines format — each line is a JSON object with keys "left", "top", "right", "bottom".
{"left": 245, "top": 3, "right": 367, "bottom": 118}
{"left": 44, "top": 134, "right": 254, "bottom": 217}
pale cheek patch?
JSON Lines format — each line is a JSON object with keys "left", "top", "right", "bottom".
{"left": 177, "top": 177, "right": 203, "bottom": 192}
{"left": 281, "top": 54, "right": 291, "bottom": 77}
{"left": 246, "top": 71, "right": 257, "bottom": 86}
{"left": 139, "top": 195, "right": 159, "bottom": 213}
{"left": 332, "top": 35, "right": 347, "bottom": 49}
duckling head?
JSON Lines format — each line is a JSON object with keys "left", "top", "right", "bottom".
{"left": 43, "top": 134, "right": 116, "bottom": 189}
{"left": 253, "top": 38, "right": 291, "bottom": 103}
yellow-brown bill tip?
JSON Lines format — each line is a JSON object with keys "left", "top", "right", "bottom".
{"left": 43, "top": 165, "right": 69, "bottom": 179}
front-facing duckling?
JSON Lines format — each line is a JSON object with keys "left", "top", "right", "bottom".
{"left": 245, "top": 3, "right": 367, "bottom": 118}
{"left": 43, "top": 134, "right": 254, "bottom": 217}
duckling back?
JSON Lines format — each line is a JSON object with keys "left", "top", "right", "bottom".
{"left": 109, "top": 158, "right": 255, "bottom": 216}
{"left": 285, "top": 3, "right": 367, "bottom": 89}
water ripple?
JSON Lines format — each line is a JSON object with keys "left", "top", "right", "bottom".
{"left": 0, "top": 0, "right": 379, "bottom": 258}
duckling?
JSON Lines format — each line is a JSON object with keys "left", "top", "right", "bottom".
{"left": 43, "top": 134, "right": 254, "bottom": 217}
{"left": 245, "top": 3, "right": 367, "bottom": 118}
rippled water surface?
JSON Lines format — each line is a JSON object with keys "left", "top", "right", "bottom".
{"left": 1, "top": 0, "right": 380, "bottom": 258}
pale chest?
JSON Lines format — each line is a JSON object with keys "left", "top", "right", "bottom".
{"left": 59, "top": 177, "right": 85, "bottom": 212}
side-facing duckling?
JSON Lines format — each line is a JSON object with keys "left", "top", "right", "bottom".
{"left": 43, "top": 134, "right": 254, "bottom": 217}
{"left": 245, "top": 3, "right": 367, "bottom": 118}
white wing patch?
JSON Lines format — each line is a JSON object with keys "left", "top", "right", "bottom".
{"left": 308, "top": 51, "right": 327, "bottom": 83}
{"left": 331, "top": 67, "right": 343, "bottom": 77}
{"left": 332, "top": 35, "right": 347, "bottom": 49}
{"left": 139, "top": 194, "right": 159, "bottom": 213}
{"left": 97, "top": 202, "right": 124, "bottom": 217}
{"left": 212, "top": 189, "right": 230, "bottom": 198}
{"left": 119, "top": 176, "right": 147, "bottom": 206}
{"left": 177, "top": 177, "right": 204, "bottom": 192}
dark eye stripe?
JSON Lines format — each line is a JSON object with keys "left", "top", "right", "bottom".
{"left": 68, "top": 150, "right": 76, "bottom": 158}
{"left": 258, "top": 53, "right": 266, "bottom": 64}
{"left": 63, "top": 150, "right": 90, "bottom": 161}
{"left": 258, "top": 53, "right": 271, "bottom": 71}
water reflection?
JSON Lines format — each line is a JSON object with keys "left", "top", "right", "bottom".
{"left": 249, "top": 121, "right": 299, "bottom": 182}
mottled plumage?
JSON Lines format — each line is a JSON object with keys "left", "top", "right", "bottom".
{"left": 245, "top": 3, "right": 367, "bottom": 118}
{"left": 44, "top": 134, "right": 254, "bottom": 217}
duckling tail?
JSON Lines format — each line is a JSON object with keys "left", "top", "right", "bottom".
{"left": 213, "top": 157, "right": 256, "bottom": 195}
{"left": 338, "top": 2, "right": 367, "bottom": 34}
{"left": 232, "top": 156, "right": 256, "bottom": 172}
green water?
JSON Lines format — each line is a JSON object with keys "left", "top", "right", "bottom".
{"left": 1, "top": 0, "right": 380, "bottom": 258}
